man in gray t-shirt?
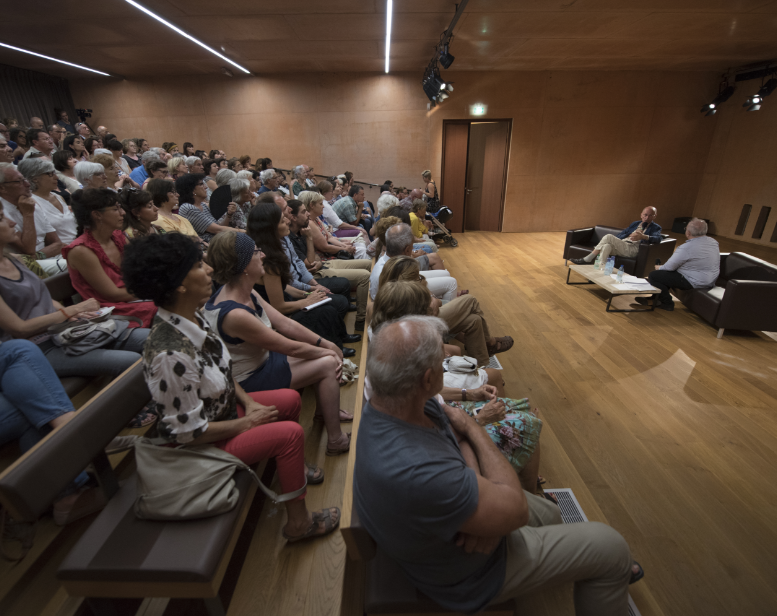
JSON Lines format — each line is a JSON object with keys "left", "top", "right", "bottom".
{"left": 355, "top": 315, "right": 637, "bottom": 615}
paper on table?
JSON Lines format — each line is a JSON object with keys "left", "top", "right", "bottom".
{"left": 302, "top": 297, "right": 332, "bottom": 311}
{"left": 610, "top": 274, "right": 650, "bottom": 284}
{"left": 613, "top": 283, "right": 653, "bottom": 291}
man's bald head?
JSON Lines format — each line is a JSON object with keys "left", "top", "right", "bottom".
{"left": 641, "top": 207, "right": 657, "bottom": 224}
{"left": 385, "top": 223, "right": 414, "bottom": 257}
{"left": 409, "top": 188, "right": 423, "bottom": 200}
{"left": 368, "top": 316, "right": 448, "bottom": 399}
{"left": 29, "top": 117, "right": 44, "bottom": 130}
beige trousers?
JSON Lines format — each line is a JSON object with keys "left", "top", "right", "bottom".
{"left": 492, "top": 491, "right": 632, "bottom": 616}
{"left": 438, "top": 295, "right": 492, "bottom": 365}
{"left": 594, "top": 234, "right": 640, "bottom": 262}
{"left": 315, "top": 259, "right": 371, "bottom": 323}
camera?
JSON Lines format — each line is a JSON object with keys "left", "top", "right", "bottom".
{"left": 76, "top": 108, "right": 93, "bottom": 122}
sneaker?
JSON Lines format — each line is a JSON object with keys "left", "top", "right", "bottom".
{"left": 570, "top": 258, "right": 589, "bottom": 265}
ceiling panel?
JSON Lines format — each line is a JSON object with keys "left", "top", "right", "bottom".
{"left": 1, "top": 0, "right": 777, "bottom": 78}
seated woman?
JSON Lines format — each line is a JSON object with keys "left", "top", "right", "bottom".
{"left": 74, "top": 161, "right": 108, "bottom": 190}
{"left": 61, "top": 189, "right": 157, "bottom": 328}
{"left": 247, "top": 202, "right": 359, "bottom": 358}
{"left": 146, "top": 178, "right": 199, "bottom": 239}
{"left": 140, "top": 160, "right": 169, "bottom": 190}
{"left": 202, "top": 159, "right": 219, "bottom": 196}
{"left": 17, "top": 158, "right": 78, "bottom": 246}
{"left": 119, "top": 186, "right": 161, "bottom": 239}
{"left": 176, "top": 173, "right": 236, "bottom": 242}
{"left": 83, "top": 136, "right": 103, "bottom": 158}
{"left": 204, "top": 232, "right": 352, "bottom": 455}
{"left": 378, "top": 255, "right": 513, "bottom": 367}
{"left": 121, "top": 138, "right": 141, "bottom": 170}
{"left": 168, "top": 156, "right": 188, "bottom": 181}
{"left": 0, "top": 199, "right": 150, "bottom": 387}
{"left": 370, "top": 280, "right": 541, "bottom": 493}
{"left": 122, "top": 233, "right": 339, "bottom": 542}
{"left": 92, "top": 153, "right": 132, "bottom": 192}
{"left": 53, "top": 150, "right": 82, "bottom": 195}
{"left": 409, "top": 199, "right": 433, "bottom": 243}
{"left": 0, "top": 339, "right": 107, "bottom": 527}
{"left": 63, "top": 135, "right": 89, "bottom": 163}
{"left": 298, "top": 190, "right": 369, "bottom": 261}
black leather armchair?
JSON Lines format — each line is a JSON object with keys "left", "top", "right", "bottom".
{"left": 674, "top": 252, "right": 777, "bottom": 338}
{"left": 563, "top": 225, "right": 677, "bottom": 278}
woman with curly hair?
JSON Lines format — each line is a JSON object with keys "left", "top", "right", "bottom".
{"left": 118, "top": 186, "right": 161, "bottom": 238}
{"left": 122, "top": 233, "right": 340, "bottom": 542}
{"left": 370, "top": 280, "right": 542, "bottom": 493}
{"left": 247, "top": 202, "right": 358, "bottom": 357}
{"left": 61, "top": 188, "right": 157, "bottom": 327}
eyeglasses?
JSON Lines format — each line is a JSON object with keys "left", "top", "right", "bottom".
{"left": 40, "top": 171, "right": 57, "bottom": 178}
{"left": 253, "top": 248, "right": 262, "bottom": 255}
{"left": 2, "top": 179, "right": 30, "bottom": 186}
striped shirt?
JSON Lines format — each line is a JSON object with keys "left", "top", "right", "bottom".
{"left": 178, "top": 202, "right": 218, "bottom": 241}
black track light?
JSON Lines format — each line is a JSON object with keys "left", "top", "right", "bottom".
{"left": 744, "top": 77, "right": 777, "bottom": 111}
{"left": 439, "top": 43, "right": 455, "bottom": 69}
{"left": 701, "top": 85, "right": 735, "bottom": 116}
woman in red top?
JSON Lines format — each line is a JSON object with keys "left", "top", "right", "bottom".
{"left": 62, "top": 189, "right": 157, "bottom": 327}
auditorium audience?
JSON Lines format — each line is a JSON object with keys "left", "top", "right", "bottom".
{"left": 399, "top": 187, "right": 423, "bottom": 212}
{"left": 84, "top": 136, "right": 103, "bottom": 157}
{"left": 186, "top": 156, "right": 205, "bottom": 174}
{"left": 355, "top": 315, "right": 637, "bottom": 615}
{"left": 0, "top": 163, "right": 65, "bottom": 275}
{"left": 92, "top": 153, "right": 132, "bottom": 191}
{"left": 204, "top": 232, "right": 353, "bottom": 455}
{"left": 291, "top": 165, "right": 307, "bottom": 196}
{"left": 122, "top": 233, "right": 340, "bottom": 542}
{"left": 63, "top": 134, "right": 88, "bottom": 162}
{"left": 75, "top": 123, "right": 91, "bottom": 140}
{"left": 17, "top": 158, "right": 77, "bottom": 245}
{"left": 332, "top": 185, "right": 363, "bottom": 228}
{"left": 317, "top": 180, "right": 364, "bottom": 238}
{"left": 62, "top": 188, "right": 156, "bottom": 327}
{"left": 258, "top": 168, "right": 279, "bottom": 194}
{"left": 246, "top": 202, "right": 358, "bottom": 357}
{"left": 371, "top": 224, "right": 457, "bottom": 302}
{"left": 167, "top": 156, "right": 188, "bottom": 181}
{"left": 140, "top": 160, "right": 169, "bottom": 189}
{"left": 203, "top": 158, "right": 220, "bottom": 194}
{"left": 636, "top": 218, "right": 720, "bottom": 311}
{"left": 148, "top": 178, "right": 198, "bottom": 239}
{"left": 129, "top": 150, "right": 161, "bottom": 184}
{"left": 108, "top": 139, "right": 132, "bottom": 177}
{"left": 74, "top": 161, "right": 108, "bottom": 190}
{"left": 9, "top": 127, "right": 28, "bottom": 162}
{"left": 367, "top": 215, "right": 445, "bottom": 269}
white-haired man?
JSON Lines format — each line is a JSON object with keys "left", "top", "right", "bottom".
{"left": 356, "top": 316, "right": 640, "bottom": 616}
{"left": 635, "top": 218, "right": 720, "bottom": 311}
{"left": 129, "top": 150, "right": 161, "bottom": 185}
{"left": 258, "top": 168, "right": 279, "bottom": 194}
{"left": 570, "top": 207, "right": 662, "bottom": 265}
{"left": 75, "top": 122, "right": 91, "bottom": 140}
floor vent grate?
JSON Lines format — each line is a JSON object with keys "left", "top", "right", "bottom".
{"left": 544, "top": 489, "right": 642, "bottom": 616}
{"left": 486, "top": 355, "right": 503, "bottom": 370}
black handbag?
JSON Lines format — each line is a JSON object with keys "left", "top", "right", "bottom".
{"left": 335, "top": 250, "right": 354, "bottom": 260}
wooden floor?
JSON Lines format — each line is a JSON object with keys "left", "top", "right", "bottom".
{"left": 7, "top": 231, "right": 777, "bottom": 616}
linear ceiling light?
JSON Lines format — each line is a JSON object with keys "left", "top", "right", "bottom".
{"left": 122, "top": 0, "right": 250, "bottom": 74}
{"left": 385, "top": 0, "right": 393, "bottom": 74}
{"left": 0, "top": 42, "right": 110, "bottom": 76}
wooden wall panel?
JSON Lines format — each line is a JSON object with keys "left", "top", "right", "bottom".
{"left": 480, "top": 121, "right": 510, "bottom": 232}
{"left": 440, "top": 122, "right": 470, "bottom": 235}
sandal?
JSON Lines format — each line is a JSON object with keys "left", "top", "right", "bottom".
{"left": 314, "top": 410, "right": 354, "bottom": 424}
{"left": 306, "top": 463, "right": 325, "bottom": 485}
{"left": 326, "top": 432, "right": 351, "bottom": 456}
{"left": 486, "top": 335, "right": 514, "bottom": 356}
{"left": 537, "top": 476, "right": 547, "bottom": 487}
{"left": 127, "top": 409, "right": 156, "bottom": 429}
{"left": 542, "top": 491, "right": 559, "bottom": 507}
{"left": 630, "top": 561, "right": 644, "bottom": 585}
{"left": 282, "top": 507, "right": 341, "bottom": 543}
{"left": 456, "top": 289, "right": 469, "bottom": 297}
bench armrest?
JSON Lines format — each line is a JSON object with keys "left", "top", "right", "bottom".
{"left": 717, "top": 280, "right": 777, "bottom": 331}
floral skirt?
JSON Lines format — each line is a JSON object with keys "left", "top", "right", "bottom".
{"left": 446, "top": 397, "right": 542, "bottom": 473}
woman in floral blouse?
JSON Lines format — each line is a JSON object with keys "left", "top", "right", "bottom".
{"left": 122, "top": 232, "right": 340, "bottom": 542}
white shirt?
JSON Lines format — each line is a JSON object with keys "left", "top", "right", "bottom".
{"left": 322, "top": 199, "right": 344, "bottom": 228}
{"left": 1, "top": 196, "right": 56, "bottom": 252}
{"left": 32, "top": 194, "right": 77, "bottom": 245}
{"left": 370, "top": 254, "right": 390, "bottom": 300}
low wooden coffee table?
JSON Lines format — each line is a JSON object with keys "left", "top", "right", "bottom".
{"left": 566, "top": 264, "right": 661, "bottom": 312}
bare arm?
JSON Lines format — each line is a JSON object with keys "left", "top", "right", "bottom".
{"left": 310, "top": 222, "right": 341, "bottom": 254}
{"left": 262, "top": 272, "right": 324, "bottom": 315}
{"left": 41, "top": 231, "right": 63, "bottom": 258}
{"left": 0, "top": 294, "right": 100, "bottom": 338}
{"left": 66, "top": 245, "right": 136, "bottom": 302}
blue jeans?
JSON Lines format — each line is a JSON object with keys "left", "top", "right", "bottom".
{"left": 43, "top": 327, "right": 150, "bottom": 378}
{"left": 0, "top": 339, "right": 75, "bottom": 451}
{"left": 0, "top": 339, "right": 89, "bottom": 493}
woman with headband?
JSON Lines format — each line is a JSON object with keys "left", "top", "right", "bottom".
{"left": 204, "top": 232, "right": 352, "bottom": 456}
{"left": 122, "top": 233, "right": 341, "bottom": 542}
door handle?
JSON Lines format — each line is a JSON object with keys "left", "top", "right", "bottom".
{"left": 464, "top": 188, "right": 473, "bottom": 194}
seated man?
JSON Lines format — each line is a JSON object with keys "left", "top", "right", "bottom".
{"left": 570, "top": 207, "right": 662, "bottom": 265}
{"left": 371, "top": 224, "right": 456, "bottom": 302}
{"left": 399, "top": 188, "right": 423, "bottom": 213}
{"left": 22, "top": 128, "right": 56, "bottom": 161}
{"left": 332, "top": 185, "right": 365, "bottom": 229}
{"left": 257, "top": 168, "right": 279, "bottom": 194}
{"left": 355, "top": 316, "right": 639, "bottom": 615}
{"left": 636, "top": 218, "right": 719, "bottom": 311}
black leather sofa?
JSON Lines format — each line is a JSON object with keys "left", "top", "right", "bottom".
{"left": 563, "top": 225, "right": 677, "bottom": 278}
{"left": 673, "top": 252, "right": 777, "bottom": 338}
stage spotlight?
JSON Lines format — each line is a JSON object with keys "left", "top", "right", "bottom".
{"left": 743, "top": 94, "right": 763, "bottom": 111}
{"left": 439, "top": 43, "right": 455, "bottom": 69}
{"left": 422, "top": 77, "right": 439, "bottom": 101}
{"left": 438, "top": 91, "right": 449, "bottom": 101}
{"left": 701, "top": 85, "right": 735, "bottom": 116}
{"left": 743, "top": 78, "right": 777, "bottom": 111}
{"left": 444, "top": 83, "right": 454, "bottom": 92}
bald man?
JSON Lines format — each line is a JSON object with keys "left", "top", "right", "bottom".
{"left": 571, "top": 207, "right": 662, "bottom": 265}
{"left": 29, "top": 117, "right": 45, "bottom": 130}
{"left": 399, "top": 188, "right": 423, "bottom": 213}
{"left": 96, "top": 126, "right": 109, "bottom": 139}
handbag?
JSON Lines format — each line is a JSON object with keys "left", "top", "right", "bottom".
{"left": 47, "top": 315, "right": 142, "bottom": 356}
{"left": 443, "top": 355, "right": 488, "bottom": 390}
{"left": 335, "top": 250, "right": 354, "bottom": 260}
{"left": 131, "top": 437, "right": 306, "bottom": 521}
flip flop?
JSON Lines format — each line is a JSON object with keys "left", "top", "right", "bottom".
{"left": 630, "top": 561, "right": 644, "bottom": 585}
{"left": 282, "top": 507, "right": 341, "bottom": 543}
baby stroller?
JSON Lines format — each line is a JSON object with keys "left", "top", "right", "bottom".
{"left": 425, "top": 201, "right": 458, "bottom": 247}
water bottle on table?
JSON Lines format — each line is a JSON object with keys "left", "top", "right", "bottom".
{"left": 594, "top": 255, "right": 601, "bottom": 270}
{"left": 616, "top": 265, "right": 624, "bottom": 283}
{"left": 604, "top": 257, "right": 615, "bottom": 275}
